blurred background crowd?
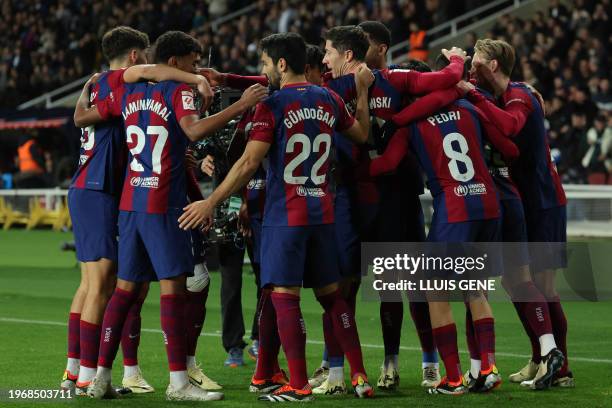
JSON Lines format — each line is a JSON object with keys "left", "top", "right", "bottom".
{"left": 0, "top": 0, "right": 610, "bottom": 187}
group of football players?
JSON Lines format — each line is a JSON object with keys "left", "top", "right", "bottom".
{"left": 60, "top": 18, "right": 573, "bottom": 403}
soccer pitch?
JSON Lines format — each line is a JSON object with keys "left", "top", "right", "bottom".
{"left": 1, "top": 230, "right": 611, "bottom": 407}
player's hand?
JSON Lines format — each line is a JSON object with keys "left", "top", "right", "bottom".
{"left": 185, "top": 149, "right": 198, "bottom": 170}
{"left": 240, "top": 84, "right": 268, "bottom": 109}
{"left": 456, "top": 80, "right": 476, "bottom": 96}
{"left": 198, "top": 67, "right": 225, "bottom": 87}
{"left": 442, "top": 47, "right": 469, "bottom": 63}
{"left": 179, "top": 199, "right": 214, "bottom": 230}
{"left": 355, "top": 63, "right": 374, "bottom": 90}
{"left": 238, "top": 202, "right": 251, "bottom": 238}
{"left": 200, "top": 155, "right": 215, "bottom": 177}
{"left": 195, "top": 75, "right": 214, "bottom": 112}
{"left": 85, "top": 72, "right": 101, "bottom": 87}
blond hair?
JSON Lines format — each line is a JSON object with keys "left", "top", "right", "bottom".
{"left": 474, "top": 39, "right": 515, "bottom": 77}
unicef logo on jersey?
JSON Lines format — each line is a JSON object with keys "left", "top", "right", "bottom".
{"left": 454, "top": 183, "right": 487, "bottom": 197}
{"left": 130, "top": 177, "right": 142, "bottom": 187}
{"left": 454, "top": 185, "right": 469, "bottom": 197}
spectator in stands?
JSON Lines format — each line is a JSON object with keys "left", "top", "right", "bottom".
{"left": 407, "top": 22, "right": 428, "bottom": 62}
{"left": 582, "top": 115, "right": 612, "bottom": 182}
{"left": 13, "top": 133, "right": 49, "bottom": 188}
{"left": 555, "top": 112, "right": 590, "bottom": 184}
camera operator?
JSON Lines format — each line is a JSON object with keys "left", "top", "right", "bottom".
{"left": 200, "top": 126, "right": 262, "bottom": 365}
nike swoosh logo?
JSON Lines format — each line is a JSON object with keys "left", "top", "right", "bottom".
{"left": 191, "top": 377, "right": 203, "bottom": 386}
{"left": 194, "top": 325, "right": 202, "bottom": 328}
{"left": 128, "top": 334, "right": 139, "bottom": 339}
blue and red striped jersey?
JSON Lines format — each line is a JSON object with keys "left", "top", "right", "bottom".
{"left": 238, "top": 110, "right": 267, "bottom": 220}
{"left": 70, "top": 69, "right": 128, "bottom": 195}
{"left": 249, "top": 83, "right": 354, "bottom": 227}
{"left": 99, "top": 80, "right": 198, "bottom": 213}
{"left": 502, "top": 83, "right": 567, "bottom": 211}
{"left": 408, "top": 99, "right": 500, "bottom": 223}
{"left": 475, "top": 87, "right": 521, "bottom": 201}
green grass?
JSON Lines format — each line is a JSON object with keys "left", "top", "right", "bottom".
{"left": 1, "top": 230, "right": 611, "bottom": 407}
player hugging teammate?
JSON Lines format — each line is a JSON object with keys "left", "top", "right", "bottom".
{"left": 65, "top": 21, "right": 571, "bottom": 403}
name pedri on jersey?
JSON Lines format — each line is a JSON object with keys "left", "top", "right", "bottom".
{"left": 249, "top": 83, "right": 354, "bottom": 227}
{"left": 70, "top": 69, "right": 128, "bottom": 195}
{"left": 99, "top": 80, "right": 198, "bottom": 213}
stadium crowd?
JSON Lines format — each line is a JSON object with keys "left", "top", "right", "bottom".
{"left": 0, "top": 0, "right": 610, "bottom": 183}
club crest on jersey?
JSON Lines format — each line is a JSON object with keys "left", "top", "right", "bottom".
{"left": 182, "top": 90, "right": 195, "bottom": 110}
{"left": 130, "top": 176, "right": 159, "bottom": 189}
{"left": 454, "top": 183, "right": 487, "bottom": 197}
{"left": 296, "top": 185, "right": 326, "bottom": 197}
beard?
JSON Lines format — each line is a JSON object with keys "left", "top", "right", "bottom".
{"left": 266, "top": 69, "right": 281, "bottom": 91}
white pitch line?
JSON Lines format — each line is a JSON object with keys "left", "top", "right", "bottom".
{"left": 2, "top": 317, "right": 611, "bottom": 364}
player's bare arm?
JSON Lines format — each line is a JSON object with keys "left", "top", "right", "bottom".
{"left": 178, "top": 140, "right": 270, "bottom": 230}
{"left": 124, "top": 65, "right": 212, "bottom": 103}
{"left": 179, "top": 84, "right": 268, "bottom": 142}
{"left": 343, "top": 63, "right": 373, "bottom": 144}
{"left": 73, "top": 74, "right": 104, "bottom": 128}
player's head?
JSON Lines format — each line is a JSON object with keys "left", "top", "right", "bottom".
{"left": 470, "top": 39, "right": 515, "bottom": 87}
{"left": 259, "top": 33, "right": 307, "bottom": 89}
{"left": 358, "top": 21, "right": 391, "bottom": 69}
{"left": 435, "top": 54, "right": 469, "bottom": 80}
{"left": 323, "top": 25, "right": 369, "bottom": 78}
{"left": 101, "top": 26, "right": 150, "bottom": 66}
{"left": 403, "top": 59, "right": 432, "bottom": 73}
{"left": 153, "top": 31, "right": 203, "bottom": 73}
{"left": 304, "top": 44, "right": 325, "bottom": 86}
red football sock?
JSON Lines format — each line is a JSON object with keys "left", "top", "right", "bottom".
{"left": 98, "top": 288, "right": 137, "bottom": 368}
{"left": 547, "top": 296, "right": 568, "bottom": 374}
{"left": 410, "top": 301, "right": 436, "bottom": 354}
{"left": 322, "top": 311, "right": 343, "bottom": 360}
{"left": 184, "top": 286, "right": 209, "bottom": 357}
{"left": 432, "top": 323, "right": 461, "bottom": 383}
{"left": 514, "top": 282, "right": 553, "bottom": 338}
{"left": 512, "top": 301, "right": 541, "bottom": 363}
{"left": 474, "top": 318, "right": 495, "bottom": 372}
{"left": 465, "top": 307, "right": 480, "bottom": 361}
{"left": 317, "top": 290, "right": 366, "bottom": 377}
{"left": 271, "top": 292, "right": 307, "bottom": 389}
{"left": 380, "top": 301, "right": 403, "bottom": 356}
{"left": 121, "top": 294, "right": 145, "bottom": 366}
{"left": 80, "top": 320, "right": 101, "bottom": 368}
{"left": 254, "top": 290, "right": 282, "bottom": 380}
{"left": 160, "top": 294, "right": 188, "bottom": 372}
{"left": 67, "top": 312, "right": 81, "bottom": 359}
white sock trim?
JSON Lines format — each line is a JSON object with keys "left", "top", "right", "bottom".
{"left": 123, "top": 365, "right": 140, "bottom": 378}
{"left": 539, "top": 333, "right": 557, "bottom": 357}
{"left": 97, "top": 367, "right": 112, "bottom": 382}
{"left": 470, "top": 359, "right": 481, "bottom": 378}
{"left": 422, "top": 362, "right": 439, "bottom": 369}
{"left": 77, "top": 366, "right": 96, "bottom": 384}
{"left": 170, "top": 370, "right": 189, "bottom": 389}
{"left": 327, "top": 367, "right": 344, "bottom": 382}
{"left": 66, "top": 358, "right": 80, "bottom": 374}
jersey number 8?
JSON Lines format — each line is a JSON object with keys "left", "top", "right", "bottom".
{"left": 443, "top": 132, "right": 475, "bottom": 182}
